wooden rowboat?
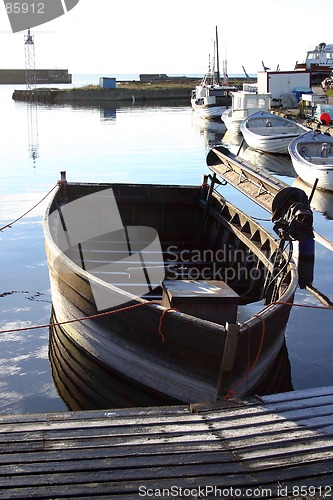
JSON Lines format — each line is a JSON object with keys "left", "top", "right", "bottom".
{"left": 44, "top": 172, "right": 298, "bottom": 404}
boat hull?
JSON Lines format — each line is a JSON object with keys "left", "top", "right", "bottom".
{"left": 241, "top": 111, "right": 308, "bottom": 154}
{"left": 221, "top": 108, "right": 242, "bottom": 134}
{"left": 289, "top": 131, "right": 333, "bottom": 191}
{"left": 191, "top": 100, "right": 227, "bottom": 120}
{"left": 44, "top": 181, "right": 297, "bottom": 404}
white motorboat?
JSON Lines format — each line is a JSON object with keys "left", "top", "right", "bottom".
{"left": 222, "top": 87, "right": 271, "bottom": 134}
{"left": 240, "top": 111, "right": 308, "bottom": 154}
{"left": 288, "top": 130, "right": 333, "bottom": 191}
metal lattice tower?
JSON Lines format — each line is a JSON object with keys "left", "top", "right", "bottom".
{"left": 24, "top": 29, "right": 36, "bottom": 91}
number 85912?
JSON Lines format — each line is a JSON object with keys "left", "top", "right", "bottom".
{"left": 5, "top": 3, "right": 45, "bottom": 14}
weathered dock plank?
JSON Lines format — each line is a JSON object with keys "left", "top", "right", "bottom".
{"left": 0, "top": 387, "right": 332, "bottom": 498}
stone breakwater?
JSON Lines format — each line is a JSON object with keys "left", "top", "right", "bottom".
{"left": 12, "top": 87, "right": 194, "bottom": 103}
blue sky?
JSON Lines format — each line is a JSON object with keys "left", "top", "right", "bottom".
{"left": 1, "top": 0, "right": 333, "bottom": 76}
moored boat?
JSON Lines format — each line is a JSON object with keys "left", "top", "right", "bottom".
{"left": 191, "top": 81, "right": 235, "bottom": 120}
{"left": 221, "top": 87, "right": 271, "bottom": 134}
{"left": 295, "top": 42, "right": 333, "bottom": 83}
{"left": 191, "top": 27, "right": 236, "bottom": 120}
{"left": 288, "top": 130, "right": 333, "bottom": 191}
{"left": 44, "top": 171, "right": 299, "bottom": 404}
{"left": 240, "top": 111, "right": 309, "bottom": 154}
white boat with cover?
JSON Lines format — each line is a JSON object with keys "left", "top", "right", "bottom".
{"left": 288, "top": 130, "right": 333, "bottom": 191}
{"left": 240, "top": 111, "right": 308, "bottom": 154}
{"left": 222, "top": 87, "right": 271, "bottom": 134}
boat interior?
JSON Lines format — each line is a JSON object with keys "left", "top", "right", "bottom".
{"left": 247, "top": 116, "right": 301, "bottom": 135}
{"left": 298, "top": 140, "right": 333, "bottom": 165}
{"left": 50, "top": 181, "right": 291, "bottom": 321}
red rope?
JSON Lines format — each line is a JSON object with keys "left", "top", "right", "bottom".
{"left": 158, "top": 308, "right": 179, "bottom": 342}
{"left": 0, "top": 300, "right": 181, "bottom": 344}
{"left": 0, "top": 297, "right": 332, "bottom": 393}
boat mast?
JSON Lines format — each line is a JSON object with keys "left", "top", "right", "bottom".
{"left": 215, "top": 26, "right": 220, "bottom": 85}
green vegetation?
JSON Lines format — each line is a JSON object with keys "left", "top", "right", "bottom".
{"left": 73, "top": 77, "right": 254, "bottom": 92}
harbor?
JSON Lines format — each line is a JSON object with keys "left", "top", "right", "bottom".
{"left": 1, "top": 75, "right": 332, "bottom": 403}
{"left": 1, "top": 73, "right": 333, "bottom": 496}
{"left": 1, "top": 0, "right": 333, "bottom": 491}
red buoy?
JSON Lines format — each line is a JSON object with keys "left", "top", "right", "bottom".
{"left": 320, "top": 112, "right": 331, "bottom": 124}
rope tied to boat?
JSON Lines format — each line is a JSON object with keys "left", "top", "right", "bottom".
{"left": 0, "top": 299, "right": 331, "bottom": 335}
{"left": 0, "top": 300, "right": 181, "bottom": 343}
{"left": 0, "top": 183, "right": 58, "bottom": 232}
{"left": 158, "top": 308, "right": 179, "bottom": 342}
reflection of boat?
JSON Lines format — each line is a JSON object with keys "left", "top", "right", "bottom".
{"left": 293, "top": 177, "right": 333, "bottom": 219}
{"left": 238, "top": 143, "right": 297, "bottom": 178}
{"left": 49, "top": 314, "right": 163, "bottom": 409}
{"left": 49, "top": 315, "right": 293, "bottom": 410}
{"left": 191, "top": 28, "right": 235, "bottom": 120}
{"left": 222, "top": 129, "right": 244, "bottom": 148}
{"left": 192, "top": 113, "right": 227, "bottom": 147}
{"left": 44, "top": 175, "right": 298, "bottom": 404}
{"left": 240, "top": 111, "right": 308, "bottom": 154}
{"left": 288, "top": 130, "right": 333, "bottom": 191}
{"left": 222, "top": 87, "right": 271, "bottom": 134}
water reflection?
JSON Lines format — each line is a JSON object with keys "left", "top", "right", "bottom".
{"left": 293, "top": 177, "right": 333, "bottom": 220}
{"left": 191, "top": 112, "right": 227, "bottom": 148}
{"left": 49, "top": 314, "right": 175, "bottom": 410}
{"left": 100, "top": 107, "right": 117, "bottom": 121}
{"left": 26, "top": 101, "right": 39, "bottom": 166}
{"left": 238, "top": 145, "right": 297, "bottom": 178}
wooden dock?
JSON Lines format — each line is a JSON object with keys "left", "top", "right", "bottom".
{"left": 0, "top": 386, "right": 332, "bottom": 498}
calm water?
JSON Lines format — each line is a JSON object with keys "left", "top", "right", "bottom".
{"left": 0, "top": 77, "right": 332, "bottom": 414}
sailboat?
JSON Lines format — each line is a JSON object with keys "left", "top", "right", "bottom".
{"left": 191, "top": 27, "right": 236, "bottom": 120}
